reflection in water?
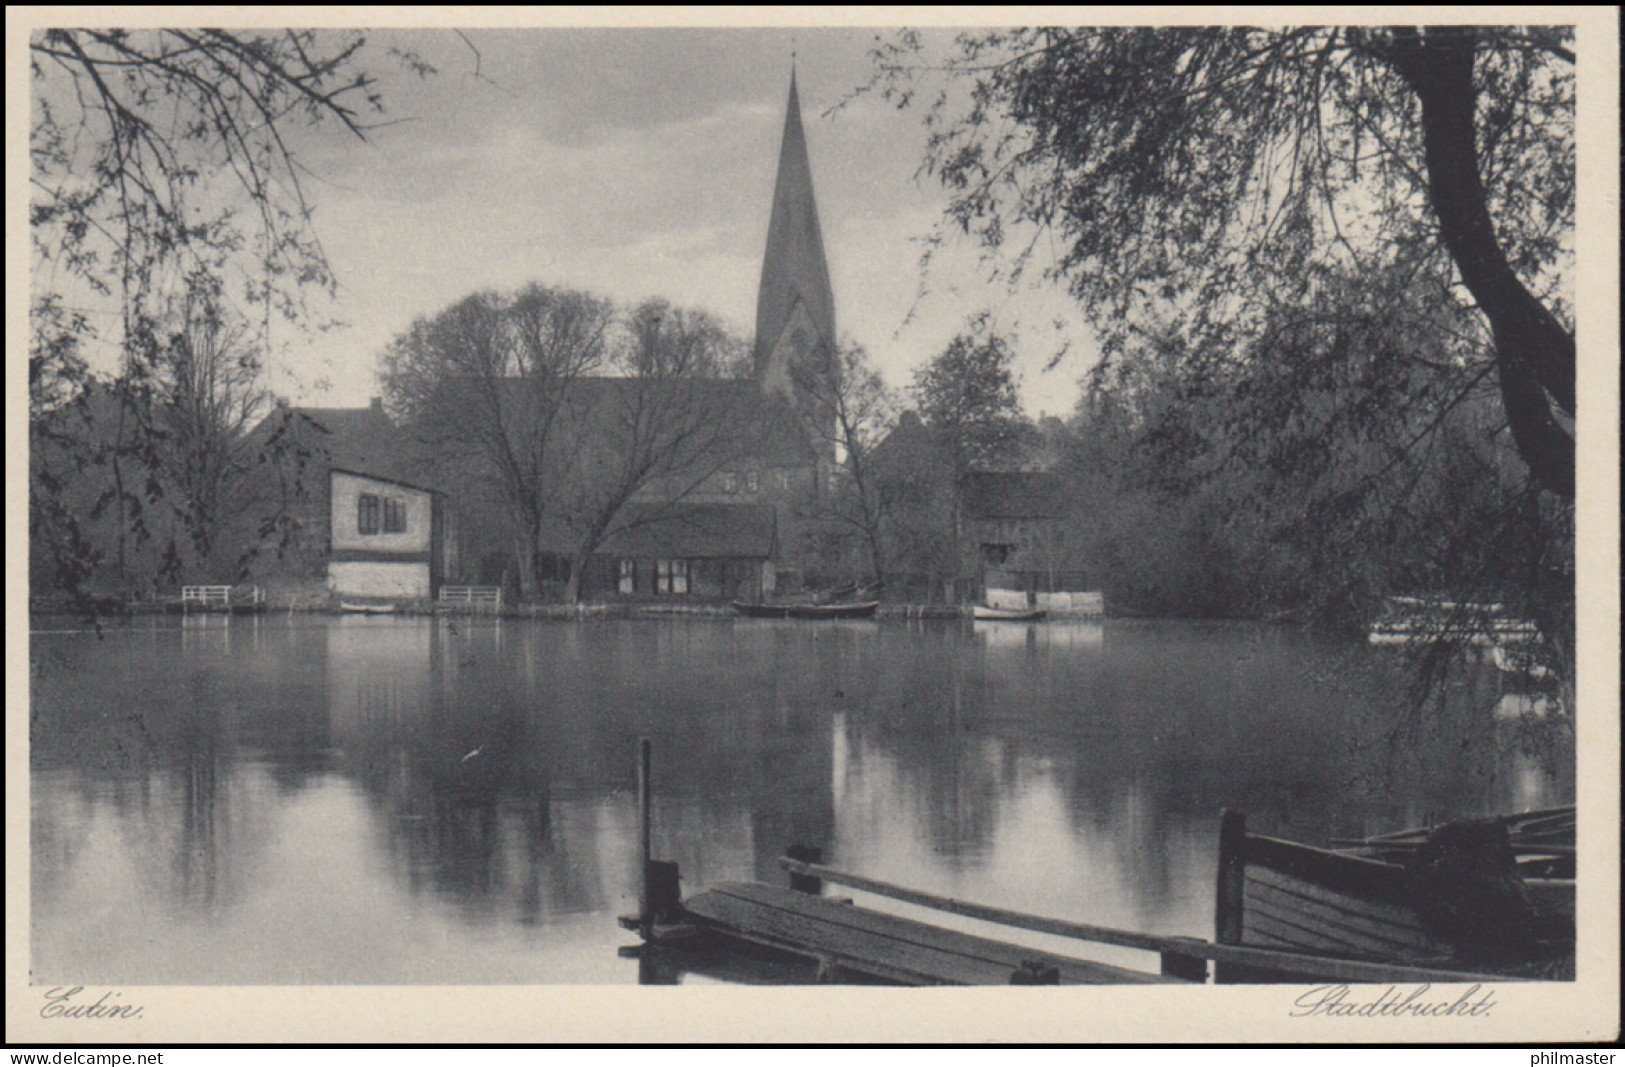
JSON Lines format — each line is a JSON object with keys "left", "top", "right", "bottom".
{"left": 30, "top": 615, "right": 1573, "bottom": 984}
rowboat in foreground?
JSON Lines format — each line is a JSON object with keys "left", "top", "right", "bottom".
{"left": 627, "top": 800, "right": 1574, "bottom": 984}
{"left": 972, "top": 605, "right": 1047, "bottom": 622}
{"left": 1214, "top": 806, "right": 1573, "bottom": 982}
{"left": 731, "top": 600, "right": 879, "bottom": 620}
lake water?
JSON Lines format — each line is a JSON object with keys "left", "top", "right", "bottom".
{"left": 28, "top": 613, "right": 1572, "bottom": 984}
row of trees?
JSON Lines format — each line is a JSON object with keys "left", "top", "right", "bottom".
{"left": 29, "top": 29, "right": 419, "bottom": 605}
{"left": 29, "top": 299, "right": 294, "bottom": 598}
{"left": 30, "top": 24, "right": 1577, "bottom": 679}
{"left": 381, "top": 286, "right": 760, "bottom": 601}
{"left": 866, "top": 25, "right": 1576, "bottom": 681}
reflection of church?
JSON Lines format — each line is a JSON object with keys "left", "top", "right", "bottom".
{"left": 255, "top": 72, "right": 843, "bottom": 603}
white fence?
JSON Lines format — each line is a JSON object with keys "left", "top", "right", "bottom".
{"left": 986, "top": 587, "right": 1105, "bottom": 616}
{"left": 439, "top": 586, "right": 502, "bottom": 611}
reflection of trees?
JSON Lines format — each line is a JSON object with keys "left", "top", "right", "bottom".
{"left": 326, "top": 618, "right": 585, "bottom": 920}
{"left": 34, "top": 613, "right": 1567, "bottom": 974}
{"left": 30, "top": 619, "right": 299, "bottom": 919}
{"left": 841, "top": 620, "right": 1573, "bottom": 925}
{"left": 323, "top": 617, "right": 846, "bottom": 917}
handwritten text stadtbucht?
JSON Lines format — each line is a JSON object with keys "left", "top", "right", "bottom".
{"left": 39, "top": 986, "right": 145, "bottom": 1020}
{"left": 1290, "top": 983, "right": 1497, "bottom": 1019}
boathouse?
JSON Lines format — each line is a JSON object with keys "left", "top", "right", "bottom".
{"left": 961, "top": 470, "right": 1090, "bottom": 604}
{"left": 588, "top": 502, "right": 778, "bottom": 602}
{"left": 327, "top": 468, "right": 447, "bottom": 600}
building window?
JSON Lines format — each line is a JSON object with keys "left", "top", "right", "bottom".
{"left": 357, "top": 493, "right": 380, "bottom": 535}
{"left": 981, "top": 543, "right": 1014, "bottom": 566}
{"left": 383, "top": 497, "right": 408, "bottom": 534}
{"left": 656, "top": 559, "right": 689, "bottom": 595}
{"left": 619, "top": 559, "right": 636, "bottom": 595}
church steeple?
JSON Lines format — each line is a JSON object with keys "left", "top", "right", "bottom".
{"left": 754, "top": 68, "right": 835, "bottom": 397}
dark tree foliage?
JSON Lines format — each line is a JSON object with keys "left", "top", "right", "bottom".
{"left": 912, "top": 315, "right": 1030, "bottom": 472}
{"left": 874, "top": 25, "right": 1576, "bottom": 697}
{"left": 30, "top": 29, "right": 426, "bottom": 607}
{"left": 382, "top": 287, "right": 752, "bottom": 602}
{"left": 792, "top": 340, "right": 903, "bottom": 583}
{"left": 871, "top": 26, "right": 1574, "bottom": 498}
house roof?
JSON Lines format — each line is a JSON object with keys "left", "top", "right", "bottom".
{"left": 329, "top": 467, "right": 437, "bottom": 496}
{"left": 251, "top": 400, "right": 426, "bottom": 486}
{"left": 599, "top": 502, "right": 777, "bottom": 559}
{"left": 962, "top": 471, "right": 1068, "bottom": 520}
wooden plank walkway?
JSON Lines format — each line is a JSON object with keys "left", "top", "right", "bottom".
{"left": 681, "top": 882, "right": 1184, "bottom": 986}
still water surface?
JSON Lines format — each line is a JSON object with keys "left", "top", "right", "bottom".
{"left": 29, "top": 614, "right": 1571, "bottom": 984}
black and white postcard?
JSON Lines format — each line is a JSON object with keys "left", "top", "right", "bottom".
{"left": 8, "top": 7, "right": 1618, "bottom": 1045}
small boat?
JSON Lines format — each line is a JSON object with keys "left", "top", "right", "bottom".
{"left": 1367, "top": 596, "right": 1539, "bottom": 646}
{"left": 340, "top": 601, "right": 397, "bottom": 615}
{"left": 1493, "top": 643, "right": 1554, "bottom": 680}
{"left": 972, "top": 605, "right": 1047, "bottom": 622}
{"left": 1221, "top": 806, "right": 1574, "bottom": 981}
{"left": 732, "top": 600, "right": 879, "bottom": 620}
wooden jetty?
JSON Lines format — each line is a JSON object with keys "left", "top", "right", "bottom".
{"left": 679, "top": 879, "right": 1174, "bottom": 985}
{"left": 621, "top": 742, "right": 1555, "bottom": 985}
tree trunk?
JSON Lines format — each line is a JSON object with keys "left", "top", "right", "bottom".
{"left": 565, "top": 547, "right": 589, "bottom": 604}
{"left": 515, "top": 530, "right": 538, "bottom": 602}
{"left": 1386, "top": 27, "right": 1575, "bottom": 500}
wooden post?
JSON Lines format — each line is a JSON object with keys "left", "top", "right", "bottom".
{"left": 637, "top": 737, "right": 652, "bottom": 933}
{"left": 644, "top": 860, "right": 682, "bottom": 925}
{"left": 786, "top": 844, "right": 823, "bottom": 894}
{"left": 1213, "top": 808, "right": 1247, "bottom": 984}
{"left": 1159, "top": 938, "right": 1209, "bottom": 983}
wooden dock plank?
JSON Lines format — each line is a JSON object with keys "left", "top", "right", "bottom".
{"left": 684, "top": 883, "right": 1183, "bottom": 986}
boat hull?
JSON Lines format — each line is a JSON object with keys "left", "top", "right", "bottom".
{"left": 731, "top": 600, "right": 879, "bottom": 620}
{"left": 972, "top": 606, "right": 1046, "bottom": 621}
{"left": 339, "top": 602, "right": 397, "bottom": 615}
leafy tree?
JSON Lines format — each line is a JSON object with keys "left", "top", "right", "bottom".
{"left": 550, "top": 300, "right": 753, "bottom": 602}
{"left": 30, "top": 29, "right": 425, "bottom": 605}
{"left": 381, "top": 284, "right": 616, "bottom": 599}
{"left": 871, "top": 26, "right": 1573, "bottom": 499}
{"left": 875, "top": 25, "right": 1577, "bottom": 695}
{"left": 912, "top": 316, "right": 1030, "bottom": 472}
{"left": 792, "top": 340, "right": 902, "bottom": 583}
{"left": 383, "top": 289, "right": 753, "bottom": 602}
{"left": 154, "top": 300, "right": 272, "bottom": 582}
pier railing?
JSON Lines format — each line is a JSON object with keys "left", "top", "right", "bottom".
{"left": 439, "top": 585, "right": 502, "bottom": 611}
{"left": 181, "top": 585, "right": 232, "bottom": 609}
{"left": 777, "top": 855, "right": 1510, "bottom": 985}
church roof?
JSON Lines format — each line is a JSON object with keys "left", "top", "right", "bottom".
{"left": 599, "top": 502, "right": 777, "bottom": 559}
{"left": 753, "top": 71, "right": 835, "bottom": 370}
{"left": 427, "top": 375, "right": 818, "bottom": 468}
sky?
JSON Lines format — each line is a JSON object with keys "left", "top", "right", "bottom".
{"left": 258, "top": 26, "right": 1093, "bottom": 418}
